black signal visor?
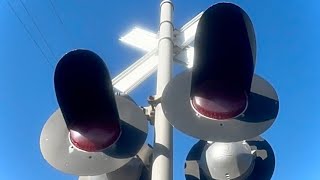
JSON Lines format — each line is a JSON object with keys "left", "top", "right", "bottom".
{"left": 54, "top": 49, "right": 121, "bottom": 152}
{"left": 191, "top": 3, "right": 255, "bottom": 120}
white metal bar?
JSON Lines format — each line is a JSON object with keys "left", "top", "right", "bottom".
{"left": 112, "top": 12, "right": 202, "bottom": 93}
{"left": 119, "top": 27, "right": 158, "bottom": 52}
{"left": 151, "top": 1, "right": 174, "bottom": 180}
{"left": 174, "top": 11, "right": 203, "bottom": 48}
{"left": 112, "top": 49, "right": 158, "bottom": 93}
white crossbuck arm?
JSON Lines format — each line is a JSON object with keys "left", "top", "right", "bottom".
{"left": 112, "top": 12, "right": 203, "bottom": 93}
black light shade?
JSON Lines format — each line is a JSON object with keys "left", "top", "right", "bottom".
{"left": 191, "top": 3, "right": 255, "bottom": 120}
{"left": 54, "top": 49, "right": 121, "bottom": 152}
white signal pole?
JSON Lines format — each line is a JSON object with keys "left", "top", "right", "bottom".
{"left": 151, "top": 1, "right": 174, "bottom": 180}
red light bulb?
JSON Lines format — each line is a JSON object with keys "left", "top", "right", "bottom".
{"left": 191, "top": 81, "right": 247, "bottom": 120}
{"left": 69, "top": 120, "right": 121, "bottom": 152}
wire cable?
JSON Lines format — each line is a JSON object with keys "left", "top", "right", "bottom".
{"left": 48, "top": 0, "right": 63, "bottom": 24}
{"left": 19, "top": 0, "right": 57, "bottom": 60}
{"left": 5, "top": 1, "right": 54, "bottom": 68}
{"left": 48, "top": 0, "right": 76, "bottom": 47}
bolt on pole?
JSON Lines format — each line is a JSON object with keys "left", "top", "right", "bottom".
{"left": 151, "top": 1, "right": 174, "bottom": 180}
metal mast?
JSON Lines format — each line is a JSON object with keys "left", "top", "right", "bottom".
{"left": 151, "top": 1, "right": 174, "bottom": 180}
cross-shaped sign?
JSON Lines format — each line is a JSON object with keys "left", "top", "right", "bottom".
{"left": 112, "top": 12, "right": 203, "bottom": 94}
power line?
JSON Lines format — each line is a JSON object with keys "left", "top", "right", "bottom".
{"left": 48, "top": 0, "right": 76, "bottom": 47}
{"left": 18, "top": 0, "right": 57, "bottom": 60}
{"left": 48, "top": 0, "right": 63, "bottom": 24}
{"left": 5, "top": 1, "right": 54, "bottom": 68}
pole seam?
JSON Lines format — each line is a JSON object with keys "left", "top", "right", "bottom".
{"left": 158, "top": 37, "right": 174, "bottom": 47}
{"left": 160, "top": 20, "right": 174, "bottom": 28}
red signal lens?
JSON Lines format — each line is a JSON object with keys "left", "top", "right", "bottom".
{"left": 191, "top": 81, "right": 247, "bottom": 120}
{"left": 69, "top": 121, "right": 121, "bottom": 152}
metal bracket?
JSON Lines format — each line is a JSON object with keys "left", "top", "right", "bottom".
{"left": 147, "top": 95, "right": 161, "bottom": 106}
{"left": 141, "top": 105, "right": 154, "bottom": 125}
{"left": 142, "top": 95, "right": 162, "bottom": 125}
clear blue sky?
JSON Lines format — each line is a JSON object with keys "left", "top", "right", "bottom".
{"left": 0, "top": 0, "right": 320, "bottom": 180}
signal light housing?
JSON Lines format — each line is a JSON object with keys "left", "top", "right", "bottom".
{"left": 78, "top": 144, "right": 152, "bottom": 180}
{"left": 190, "top": 3, "right": 255, "bottom": 120}
{"left": 54, "top": 50, "right": 121, "bottom": 152}
{"left": 40, "top": 49, "right": 148, "bottom": 176}
{"left": 185, "top": 137, "right": 275, "bottom": 180}
{"left": 161, "top": 3, "right": 279, "bottom": 142}
{"left": 199, "top": 141, "right": 255, "bottom": 179}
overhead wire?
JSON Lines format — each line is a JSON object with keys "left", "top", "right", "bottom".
{"left": 48, "top": 0, "right": 63, "bottom": 24}
{"left": 18, "top": 0, "right": 58, "bottom": 60}
{"left": 5, "top": 1, "right": 54, "bottom": 68}
{"left": 48, "top": 0, "right": 76, "bottom": 47}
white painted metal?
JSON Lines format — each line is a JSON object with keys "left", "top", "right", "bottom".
{"left": 79, "top": 144, "right": 153, "bottom": 180}
{"left": 174, "top": 11, "right": 203, "bottom": 49}
{"left": 112, "top": 49, "right": 158, "bottom": 93}
{"left": 200, "top": 141, "right": 255, "bottom": 180}
{"left": 40, "top": 96, "right": 148, "bottom": 176}
{"left": 151, "top": 1, "right": 174, "bottom": 180}
{"left": 185, "top": 137, "right": 275, "bottom": 180}
{"left": 113, "top": 11, "right": 203, "bottom": 93}
{"left": 119, "top": 27, "right": 158, "bottom": 52}
{"left": 119, "top": 12, "right": 202, "bottom": 51}
{"left": 79, "top": 174, "right": 108, "bottom": 180}
{"left": 161, "top": 72, "right": 279, "bottom": 142}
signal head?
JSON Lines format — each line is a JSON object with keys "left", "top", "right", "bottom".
{"left": 191, "top": 3, "right": 256, "bottom": 120}
{"left": 40, "top": 50, "right": 148, "bottom": 176}
{"left": 161, "top": 3, "right": 279, "bottom": 142}
{"left": 199, "top": 141, "right": 255, "bottom": 180}
{"left": 54, "top": 49, "right": 121, "bottom": 152}
{"left": 185, "top": 137, "right": 275, "bottom": 180}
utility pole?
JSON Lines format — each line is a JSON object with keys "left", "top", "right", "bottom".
{"left": 151, "top": 1, "right": 174, "bottom": 180}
